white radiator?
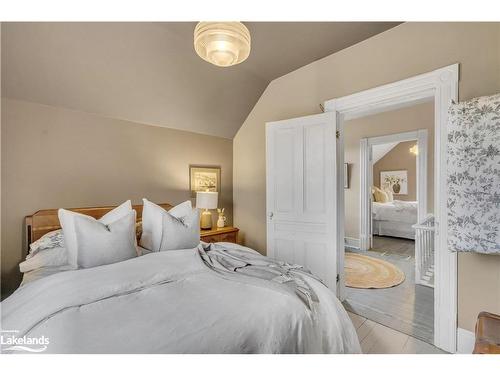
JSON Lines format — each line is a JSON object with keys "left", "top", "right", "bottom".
{"left": 413, "top": 214, "right": 435, "bottom": 288}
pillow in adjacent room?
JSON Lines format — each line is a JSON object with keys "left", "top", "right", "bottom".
{"left": 374, "top": 188, "right": 389, "bottom": 203}
{"left": 159, "top": 208, "right": 200, "bottom": 251}
{"left": 140, "top": 199, "right": 193, "bottom": 251}
{"left": 58, "top": 200, "right": 133, "bottom": 267}
{"left": 384, "top": 189, "right": 394, "bottom": 202}
{"left": 73, "top": 210, "right": 137, "bottom": 269}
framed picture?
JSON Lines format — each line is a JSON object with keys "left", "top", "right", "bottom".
{"left": 344, "top": 163, "right": 349, "bottom": 189}
{"left": 189, "top": 165, "right": 221, "bottom": 197}
{"left": 380, "top": 170, "right": 408, "bottom": 195}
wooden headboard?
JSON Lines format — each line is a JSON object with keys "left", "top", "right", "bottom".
{"left": 24, "top": 203, "right": 172, "bottom": 251}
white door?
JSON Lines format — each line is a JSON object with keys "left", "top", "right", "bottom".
{"left": 266, "top": 112, "right": 337, "bottom": 290}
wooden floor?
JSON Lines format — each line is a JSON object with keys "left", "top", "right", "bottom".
{"left": 348, "top": 311, "right": 446, "bottom": 354}
{"left": 344, "top": 236, "right": 434, "bottom": 344}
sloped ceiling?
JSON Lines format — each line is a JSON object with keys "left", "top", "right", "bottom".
{"left": 1, "top": 22, "right": 400, "bottom": 138}
{"left": 372, "top": 142, "right": 400, "bottom": 164}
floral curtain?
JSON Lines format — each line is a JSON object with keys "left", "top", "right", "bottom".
{"left": 447, "top": 93, "right": 500, "bottom": 254}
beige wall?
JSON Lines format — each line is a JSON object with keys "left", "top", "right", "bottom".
{"left": 233, "top": 22, "right": 500, "bottom": 331}
{"left": 343, "top": 103, "right": 434, "bottom": 239}
{"left": 373, "top": 141, "right": 418, "bottom": 201}
{"left": 1, "top": 98, "right": 233, "bottom": 297}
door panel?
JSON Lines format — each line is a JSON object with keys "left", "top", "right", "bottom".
{"left": 303, "top": 124, "right": 326, "bottom": 215}
{"left": 274, "top": 238, "right": 295, "bottom": 264}
{"left": 273, "top": 127, "right": 296, "bottom": 214}
{"left": 266, "top": 112, "right": 337, "bottom": 291}
{"left": 303, "top": 241, "right": 328, "bottom": 282}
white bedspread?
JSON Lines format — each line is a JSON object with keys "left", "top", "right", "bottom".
{"left": 372, "top": 200, "right": 418, "bottom": 224}
{"left": 1, "top": 243, "right": 360, "bottom": 354}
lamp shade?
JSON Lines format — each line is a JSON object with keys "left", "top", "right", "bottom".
{"left": 194, "top": 22, "right": 251, "bottom": 67}
{"left": 196, "top": 191, "right": 218, "bottom": 209}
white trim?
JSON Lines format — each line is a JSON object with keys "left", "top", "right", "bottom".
{"left": 335, "top": 109, "right": 345, "bottom": 298}
{"left": 359, "top": 138, "right": 370, "bottom": 251}
{"left": 345, "top": 236, "right": 360, "bottom": 250}
{"left": 416, "top": 129, "right": 428, "bottom": 223}
{"left": 457, "top": 328, "right": 475, "bottom": 354}
{"left": 324, "top": 63, "right": 459, "bottom": 353}
{"left": 359, "top": 129, "right": 428, "bottom": 249}
{"left": 365, "top": 129, "right": 424, "bottom": 145}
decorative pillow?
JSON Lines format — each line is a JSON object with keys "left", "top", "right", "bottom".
{"left": 383, "top": 189, "right": 394, "bottom": 202}
{"left": 20, "top": 246, "right": 69, "bottom": 273}
{"left": 74, "top": 210, "right": 137, "bottom": 269}
{"left": 374, "top": 189, "right": 389, "bottom": 203}
{"left": 159, "top": 209, "right": 200, "bottom": 251}
{"left": 140, "top": 199, "right": 193, "bottom": 251}
{"left": 28, "top": 229, "right": 65, "bottom": 257}
{"left": 58, "top": 200, "right": 133, "bottom": 267}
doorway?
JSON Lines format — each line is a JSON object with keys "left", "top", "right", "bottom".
{"left": 343, "top": 124, "right": 433, "bottom": 343}
{"left": 360, "top": 130, "right": 428, "bottom": 251}
{"left": 324, "top": 64, "right": 459, "bottom": 352}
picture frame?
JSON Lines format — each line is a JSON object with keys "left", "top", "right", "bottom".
{"left": 380, "top": 170, "right": 408, "bottom": 195}
{"left": 344, "top": 163, "right": 349, "bottom": 189}
{"left": 189, "top": 165, "right": 221, "bottom": 197}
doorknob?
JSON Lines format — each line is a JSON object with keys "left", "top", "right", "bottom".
{"left": 269, "top": 212, "right": 274, "bottom": 220}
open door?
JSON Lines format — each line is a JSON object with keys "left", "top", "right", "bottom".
{"left": 266, "top": 112, "right": 338, "bottom": 291}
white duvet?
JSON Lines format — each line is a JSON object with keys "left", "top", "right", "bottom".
{"left": 372, "top": 200, "right": 418, "bottom": 224}
{"left": 1, "top": 243, "right": 360, "bottom": 354}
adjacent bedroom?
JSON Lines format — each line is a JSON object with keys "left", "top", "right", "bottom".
{"left": 342, "top": 102, "right": 435, "bottom": 345}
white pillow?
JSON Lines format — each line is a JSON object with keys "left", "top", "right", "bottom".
{"left": 28, "top": 229, "right": 65, "bottom": 257}
{"left": 74, "top": 210, "right": 137, "bottom": 269}
{"left": 19, "top": 246, "right": 69, "bottom": 273}
{"left": 383, "top": 189, "right": 394, "bottom": 202}
{"left": 159, "top": 209, "right": 200, "bottom": 251}
{"left": 58, "top": 200, "right": 133, "bottom": 267}
{"left": 140, "top": 199, "right": 193, "bottom": 251}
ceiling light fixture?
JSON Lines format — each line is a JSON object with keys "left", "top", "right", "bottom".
{"left": 194, "top": 22, "right": 251, "bottom": 67}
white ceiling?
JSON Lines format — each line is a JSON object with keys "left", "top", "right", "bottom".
{"left": 1, "top": 22, "right": 400, "bottom": 138}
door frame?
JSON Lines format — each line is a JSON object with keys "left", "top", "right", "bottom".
{"left": 359, "top": 129, "right": 428, "bottom": 251}
{"left": 324, "top": 64, "right": 459, "bottom": 353}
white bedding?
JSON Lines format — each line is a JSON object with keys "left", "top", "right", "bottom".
{"left": 2, "top": 243, "right": 360, "bottom": 354}
{"left": 372, "top": 200, "right": 418, "bottom": 224}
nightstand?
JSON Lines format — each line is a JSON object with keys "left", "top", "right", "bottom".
{"left": 200, "top": 226, "right": 239, "bottom": 244}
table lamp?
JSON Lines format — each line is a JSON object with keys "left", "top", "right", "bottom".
{"left": 196, "top": 191, "right": 218, "bottom": 230}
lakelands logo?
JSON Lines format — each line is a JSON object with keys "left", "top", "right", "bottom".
{"left": 1, "top": 330, "right": 50, "bottom": 353}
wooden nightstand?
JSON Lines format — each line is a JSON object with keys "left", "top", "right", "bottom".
{"left": 200, "top": 226, "right": 239, "bottom": 244}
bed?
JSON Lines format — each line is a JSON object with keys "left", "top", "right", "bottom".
{"left": 372, "top": 200, "right": 418, "bottom": 240}
{"left": 1, "top": 202, "right": 360, "bottom": 354}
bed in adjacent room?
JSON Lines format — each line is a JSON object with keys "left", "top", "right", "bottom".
{"left": 1, "top": 201, "right": 360, "bottom": 354}
{"left": 372, "top": 200, "right": 418, "bottom": 240}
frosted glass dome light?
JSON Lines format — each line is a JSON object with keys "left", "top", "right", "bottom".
{"left": 194, "top": 22, "right": 251, "bottom": 67}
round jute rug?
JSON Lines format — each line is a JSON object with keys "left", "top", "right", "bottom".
{"left": 345, "top": 253, "right": 405, "bottom": 289}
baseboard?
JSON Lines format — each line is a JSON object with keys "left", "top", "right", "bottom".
{"left": 457, "top": 328, "right": 475, "bottom": 354}
{"left": 345, "top": 237, "right": 360, "bottom": 250}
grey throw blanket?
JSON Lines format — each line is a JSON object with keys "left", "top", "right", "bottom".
{"left": 197, "top": 243, "right": 321, "bottom": 310}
